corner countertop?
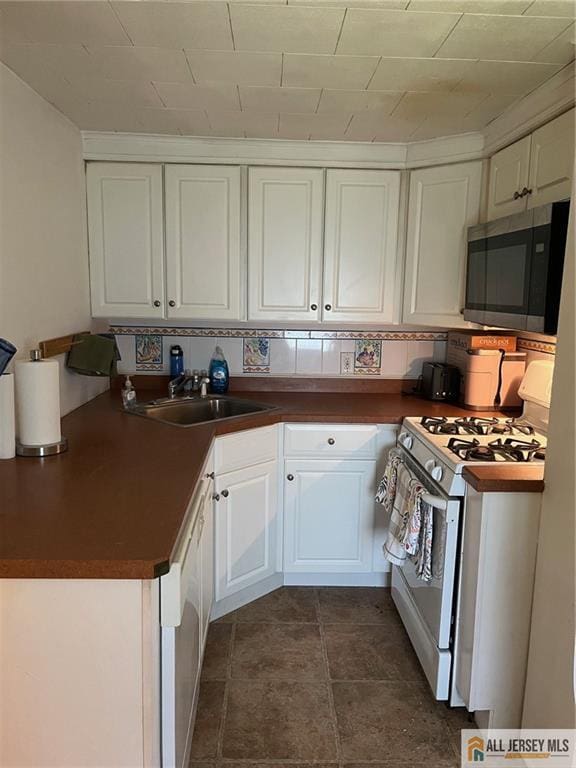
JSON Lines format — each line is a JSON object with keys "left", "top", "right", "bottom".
{"left": 0, "top": 388, "right": 543, "bottom": 580}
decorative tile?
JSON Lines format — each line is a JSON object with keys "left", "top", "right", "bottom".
{"left": 354, "top": 340, "right": 381, "bottom": 374}
{"left": 135, "top": 334, "right": 162, "bottom": 370}
{"left": 243, "top": 337, "right": 270, "bottom": 373}
{"left": 517, "top": 337, "right": 556, "bottom": 355}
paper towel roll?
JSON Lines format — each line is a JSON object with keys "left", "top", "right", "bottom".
{"left": 0, "top": 373, "right": 16, "bottom": 459}
{"left": 15, "top": 358, "right": 61, "bottom": 446}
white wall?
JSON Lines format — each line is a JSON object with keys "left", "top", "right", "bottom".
{"left": 522, "top": 193, "right": 576, "bottom": 728}
{"left": 0, "top": 63, "right": 107, "bottom": 415}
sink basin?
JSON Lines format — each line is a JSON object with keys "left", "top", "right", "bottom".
{"left": 128, "top": 395, "right": 278, "bottom": 427}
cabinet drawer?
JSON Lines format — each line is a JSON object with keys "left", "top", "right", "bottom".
{"left": 215, "top": 425, "right": 278, "bottom": 474}
{"left": 284, "top": 424, "right": 378, "bottom": 459}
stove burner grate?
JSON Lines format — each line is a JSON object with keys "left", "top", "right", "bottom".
{"left": 447, "top": 436, "right": 543, "bottom": 463}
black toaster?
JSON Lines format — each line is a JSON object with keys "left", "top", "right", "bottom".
{"left": 421, "top": 362, "right": 461, "bottom": 401}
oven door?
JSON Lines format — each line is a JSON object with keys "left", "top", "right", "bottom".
{"left": 465, "top": 213, "right": 535, "bottom": 330}
{"left": 390, "top": 452, "right": 462, "bottom": 701}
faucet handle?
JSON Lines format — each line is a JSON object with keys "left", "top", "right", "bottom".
{"left": 200, "top": 376, "right": 210, "bottom": 398}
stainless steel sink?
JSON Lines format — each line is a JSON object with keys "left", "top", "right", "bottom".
{"left": 127, "top": 395, "right": 278, "bottom": 427}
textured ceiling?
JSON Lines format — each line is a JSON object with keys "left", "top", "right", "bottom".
{"left": 0, "top": 0, "right": 574, "bottom": 142}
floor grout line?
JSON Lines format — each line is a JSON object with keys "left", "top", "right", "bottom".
{"left": 215, "top": 620, "right": 236, "bottom": 761}
{"left": 315, "top": 588, "right": 342, "bottom": 765}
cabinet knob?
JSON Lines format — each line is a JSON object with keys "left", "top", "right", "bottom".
{"left": 327, "top": 438, "right": 335, "bottom": 445}
{"left": 153, "top": 300, "right": 161, "bottom": 307}
{"left": 513, "top": 191, "right": 522, "bottom": 200}
{"left": 310, "top": 303, "right": 318, "bottom": 311}
{"left": 286, "top": 474, "right": 294, "bottom": 481}
{"left": 324, "top": 304, "right": 332, "bottom": 311}
{"left": 221, "top": 489, "right": 229, "bottom": 498}
{"left": 168, "top": 300, "right": 176, "bottom": 308}
{"left": 206, "top": 471, "right": 215, "bottom": 480}
{"left": 212, "top": 493, "right": 220, "bottom": 501}
{"left": 520, "top": 187, "right": 533, "bottom": 197}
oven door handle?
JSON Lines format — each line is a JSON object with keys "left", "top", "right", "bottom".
{"left": 421, "top": 492, "right": 447, "bottom": 511}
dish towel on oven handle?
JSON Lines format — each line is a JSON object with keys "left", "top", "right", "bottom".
{"left": 376, "top": 451, "right": 434, "bottom": 581}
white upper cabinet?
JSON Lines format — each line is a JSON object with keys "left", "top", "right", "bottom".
{"left": 87, "top": 163, "right": 165, "bottom": 318}
{"left": 322, "top": 170, "right": 400, "bottom": 324}
{"left": 403, "top": 161, "right": 482, "bottom": 328}
{"left": 248, "top": 167, "right": 324, "bottom": 322}
{"left": 486, "top": 136, "right": 531, "bottom": 220}
{"left": 527, "top": 109, "right": 574, "bottom": 209}
{"left": 486, "top": 109, "right": 574, "bottom": 220}
{"left": 165, "top": 165, "right": 244, "bottom": 321}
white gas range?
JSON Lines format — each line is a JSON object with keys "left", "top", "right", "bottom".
{"left": 389, "top": 360, "right": 553, "bottom": 709}
{"left": 397, "top": 415, "right": 547, "bottom": 497}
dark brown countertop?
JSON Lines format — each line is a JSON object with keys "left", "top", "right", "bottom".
{"left": 0, "top": 387, "right": 541, "bottom": 579}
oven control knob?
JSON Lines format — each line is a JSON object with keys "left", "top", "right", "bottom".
{"left": 425, "top": 459, "right": 443, "bottom": 482}
{"left": 399, "top": 432, "right": 413, "bottom": 450}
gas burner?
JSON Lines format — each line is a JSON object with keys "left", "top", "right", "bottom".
{"left": 447, "top": 437, "right": 484, "bottom": 460}
{"left": 447, "top": 436, "right": 543, "bottom": 463}
{"left": 419, "top": 416, "right": 458, "bottom": 435}
{"left": 488, "top": 438, "right": 542, "bottom": 463}
{"left": 454, "top": 417, "right": 500, "bottom": 435}
{"left": 504, "top": 419, "right": 535, "bottom": 436}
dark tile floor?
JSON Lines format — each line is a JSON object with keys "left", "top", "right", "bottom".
{"left": 190, "top": 587, "right": 472, "bottom": 768}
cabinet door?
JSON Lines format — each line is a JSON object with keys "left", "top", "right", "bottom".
{"left": 527, "top": 109, "right": 574, "bottom": 209}
{"left": 486, "top": 136, "right": 531, "bottom": 220}
{"left": 200, "top": 480, "right": 214, "bottom": 645}
{"left": 165, "top": 165, "right": 243, "bottom": 320}
{"left": 214, "top": 460, "right": 278, "bottom": 601}
{"left": 323, "top": 170, "right": 401, "bottom": 323}
{"left": 403, "top": 161, "right": 482, "bottom": 327}
{"left": 284, "top": 459, "right": 376, "bottom": 573}
{"left": 248, "top": 167, "right": 324, "bottom": 322}
{"left": 87, "top": 163, "right": 165, "bottom": 318}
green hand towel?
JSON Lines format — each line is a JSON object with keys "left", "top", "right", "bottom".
{"left": 66, "top": 333, "right": 120, "bottom": 377}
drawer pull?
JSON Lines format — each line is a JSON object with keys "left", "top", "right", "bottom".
{"left": 221, "top": 489, "right": 229, "bottom": 498}
{"left": 287, "top": 474, "right": 294, "bottom": 481}
{"left": 327, "top": 438, "right": 335, "bottom": 445}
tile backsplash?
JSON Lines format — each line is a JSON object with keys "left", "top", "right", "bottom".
{"left": 112, "top": 325, "right": 448, "bottom": 379}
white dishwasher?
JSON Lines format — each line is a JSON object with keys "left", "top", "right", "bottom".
{"left": 160, "top": 472, "right": 213, "bottom": 768}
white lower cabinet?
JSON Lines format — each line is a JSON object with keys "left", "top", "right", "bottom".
{"left": 214, "top": 459, "right": 279, "bottom": 602}
{"left": 455, "top": 486, "right": 541, "bottom": 728}
{"left": 284, "top": 459, "right": 376, "bottom": 573}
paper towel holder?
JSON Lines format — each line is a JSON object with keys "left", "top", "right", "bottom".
{"left": 15, "top": 349, "right": 68, "bottom": 458}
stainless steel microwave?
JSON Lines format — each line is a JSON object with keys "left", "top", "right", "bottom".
{"left": 465, "top": 200, "right": 570, "bottom": 334}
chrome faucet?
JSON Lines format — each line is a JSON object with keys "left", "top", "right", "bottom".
{"left": 168, "top": 369, "right": 210, "bottom": 399}
{"left": 168, "top": 369, "right": 195, "bottom": 398}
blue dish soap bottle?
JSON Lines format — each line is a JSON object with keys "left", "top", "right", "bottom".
{"left": 209, "top": 346, "right": 229, "bottom": 394}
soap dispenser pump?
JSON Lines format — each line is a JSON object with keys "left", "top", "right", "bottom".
{"left": 121, "top": 375, "right": 137, "bottom": 409}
